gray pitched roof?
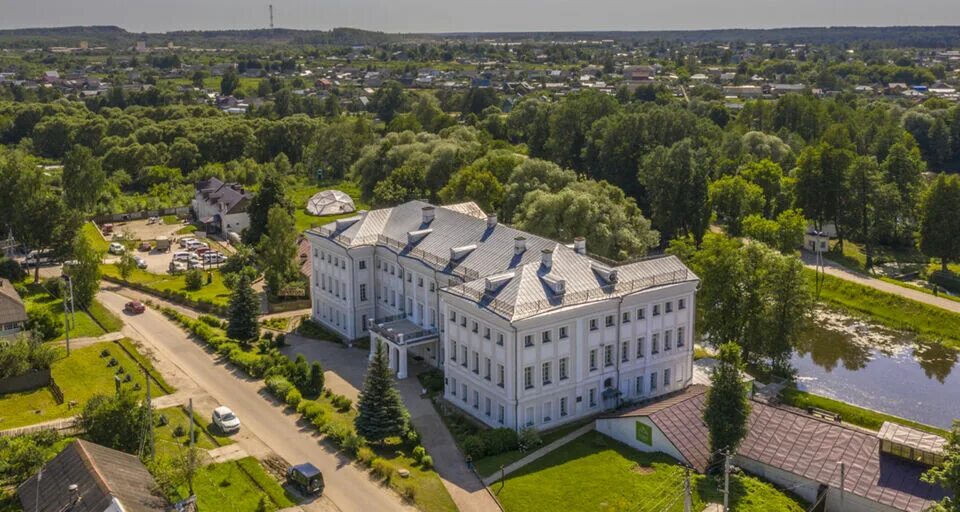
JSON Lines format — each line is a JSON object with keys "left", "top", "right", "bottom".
{"left": 18, "top": 440, "right": 168, "bottom": 512}
{"left": 309, "top": 200, "right": 697, "bottom": 321}
{"left": 0, "top": 278, "right": 27, "bottom": 325}
{"left": 195, "top": 178, "right": 251, "bottom": 215}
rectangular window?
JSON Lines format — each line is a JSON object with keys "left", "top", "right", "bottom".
{"left": 498, "top": 364, "right": 504, "bottom": 388}
{"left": 589, "top": 349, "right": 597, "bottom": 371}
{"left": 484, "top": 327, "right": 491, "bottom": 339}
{"left": 361, "top": 314, "right": 367, "bottom": 331}
{"left": 497, "top": 333, "right": 504, "bottom": 346}
{"left": 652, "top": 304, "right": 660, "bottom": 316}
{"left": 560, "top": 397, "right": 568, "bottom": 417}
{"left": 472, "top": 352, "right": 479, "bottom": 374}
{"left": 679, "top": 298, "right": 686, "bottom": 310}
{"left": 473, "top": 390, "right": 479, "bottom": 409}
{"left": 524, "top": 366, "right": 534, "bottom": 390}
{"left": 650, "top": 372, "right": 658, "bottom": 391}
{"left": 498, "top": 405, "right": 505, "bottom": 424}
{"left": 589, "top": 319, "right": 598, "bottom": 331}
{"left": 462, "top": 384, "right": 467, "bottom": 402}
{"left": 652, "top": 333, "right": 659, "bottom": 354}
{"left": 622, "top": 311, "right": 630, "bottom": 323}
{"left": 451, "top": 377, "right": 457, "bottom": 396}
{"left": 664, "top": 330, "right": 672, "bottom": 351}
{"left": 635, "top": 376, "right": 643, "bottom": 396}
{"left": 485, "top": 358, "right": 491, "bottom": 380}
{"left": 418, "top": 277, "right": 424, "bottom": 288}
{"left": 389, "top": 264, "right": 394, "bottom": 275}
{"left": 666, "top": 302, "right": 673, "bottom": 313}
{"left": 358, "top": 260, "right": 367, "bottom": 270}
{"left": 559, "top": 357, "right": 569, "bottom": 380}
{"left": 451, "top": 342, "right": 458, "bottom": 361}
{"left": 485, "top": 397, "right": 491, "bottom": 416}
{"left": 622, "top": 341, "right": 630, "bottom": 363}
{"left": 543, "top": 401, "right": 552, "bottom": 422}
{"left": 359, "top": 284, "right": 367, "bottom": 302}
{"left": 604, "top": 345, "right": 613, "bottom": 367}
{"left": 664, "top": 369, "right": 671, "bottom": 387}
{"left": 542, "top": 330, "right": 552, "bottom": 343}
{"left": 460, "top": 316, "right": 467, "bottom": 327}
{"left": 589, "top": 388, "right": 597, "bottom": 407}
{"left": 542, "top": 362, "right": 552, "bottom": 385}
{"left": 524, "top": 335, "right": 534, "bottom": 348}
{"left": 472, "top": 321, "right": 478, "bottom": 334}
{"left": 637, "top": 337, "right": 645, "bottom": 358}
{"left": 406, "top": 272, "right": 411, "bottom": 282}
{"left": 430, "top": 282, "right": 435, "bottom": 292}
{"left": 450, "top": 311, "right": 457, "bottom": 323}
{"left": 637, "top": 308, "right": 645, "bottom": 320}
{"left": 461, "top": 347, "right": 468, "bottom": 367}
{"left": 677, "top": 327, "right": 685, "bottom": 348}
{"left": 605, "top": 315, "right": 615, "bottom": 327}
{"left": 559, "top": 326, "right": 568, "bottom": 339}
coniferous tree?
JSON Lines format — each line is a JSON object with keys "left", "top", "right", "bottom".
{"left": 355, "top": 342, "right": 409, "bottom": 443}
{"left": 703, "top": 342, "right": 751, "bottom": 467}
{"left": 227, "top": 274, "right": 260, "bottom": 341}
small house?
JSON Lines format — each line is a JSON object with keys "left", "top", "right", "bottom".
{"left": 0, "top": 278, "right": 27, "bottom": 338}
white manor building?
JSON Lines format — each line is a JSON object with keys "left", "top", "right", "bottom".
{"left": 305, "top": 200, "right": 699, "bottom": 431}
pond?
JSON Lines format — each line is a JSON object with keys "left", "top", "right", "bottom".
{"left": 791, "top": 309, "right": 960, "bottom": 430}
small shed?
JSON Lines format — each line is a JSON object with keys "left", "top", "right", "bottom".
{"left": 804, "top": 229, "right": 830, "bottom": 253}
{"left": 306, "top": 190, "right": 356, "bottom": 216}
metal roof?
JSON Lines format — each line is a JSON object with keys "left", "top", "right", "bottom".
{"left": 0, "top": 278, "right": 27, "bottom": 325}
{"left": 878, "top": 422, "right": 946, "bottom": 455}
{"left": 605, "top": 388, "right": 948, "bottom": 512}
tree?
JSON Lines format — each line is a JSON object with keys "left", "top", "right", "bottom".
{"left": 258, "top": 205, "right": 299, "bottom": 296}
{"left": 709, "top": 176, "right": 764, "bottom": 236}
{"left": 738, "top": 159, "right": 786, "bottom": 218}
{"left": 514, "top": 180, "right": 659, "bottom": 260}
{"left": 639, "top": 139, "right": 711, "bottom": 246}
{"left": 842, "top": 156, "right": 883, "bottom": 267}
{"left": 116, "top": 251, "right": 138, "bottom": 281}
{"left": 244, "top": 167, "right": 289, "bottom": 245}
{"left": 78, "top": 391, "right": 148, "bottom": 453}
{"left": 67, "top": 231, "right": 101, "bottom": 308}
{"left": 882, "top": 140, "right": 926, "bottom": 240}
{"left": 369, "top": 81, "right": 408, "bottom": 122}
{"left": 743, "top": 209, "right": 806, "bottom": 254}
{"left": 220, "top": 67, "right": 240, "bottom": 96}
{"left": 438, "top": 166, "right": 505, "bottom": 213}
{"left": 227, "top": 274, "right": 260, "bottom": 341}
{"left": 703, "top": 342, "right": 751, "bottom": 466}
{"left": 922, "top": 420, "right": 960, "bottom": 512}
{"left": 501, "top": 159, "right": 577, "bottom": 223}
{"left": 920, "top": 174, "right": 960, "bottom": 272}
{"left": 543, "top": 89, "right": 619, "bottom": 170}
{"left": 308, "top": 361, "right": 325, "bottom": 397}
{"left": 355, "top": 342, "right": 409, "bottom": 443}
{"left": 184, "top": 269, "right": 203, "bottom": 291}
{"left": 62, "top": 146, "right": 106, "bottom": 213}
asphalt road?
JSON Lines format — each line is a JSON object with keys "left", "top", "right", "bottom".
{"left": 97, "top": 288, "right": 413, "bottom": 512}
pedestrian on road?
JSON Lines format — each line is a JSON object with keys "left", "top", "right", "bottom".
{"left": 466, "top": 454, "right": 473, "bottom": 471}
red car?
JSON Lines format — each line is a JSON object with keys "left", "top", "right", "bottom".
{"left": 124, "top": 301, "right": 145, "bottom": 314}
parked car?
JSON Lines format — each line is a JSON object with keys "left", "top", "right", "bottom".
{"left": 187, "top": 259, "right": 204, "bottom": 270}
{"left": 155, "top": 236, "right": 171, "bottom": 252}
{"left": 186, "top": 240, "right": 209, "bottom": 251}
{"left": 169, "top": 261, "right": 187, "bottom": 273}
{"left": 133, "top": 256, "right": 148, "bottom": 269}
{"left": 172, "top": 251, "right": 195, "bottom": 262}
{"left": 24, "top": 250, "right": 55, "bottom": 266}
{"left": 124, "top": 301, "right": 145, "bottom": 314}
{"left": 212, "top": 406, "right": 240, "bottom": 433}
{"left": 203, "top": 252, "right": 227, "bottom": 264}
{"left": 108, "top": 242, "right": 125, "bottom": 255}
{"left": 179, "top": 237, "right": 197, "bottom": 249}
{"left": 139, "top": 242, "right": 152, "bottom": 252}
{"left": 287, "top": 463, "right": 324, "bottom": 495}
{"left": 146, "top": 216, "right": 160, "bottom": 224}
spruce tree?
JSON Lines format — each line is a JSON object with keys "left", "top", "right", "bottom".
{"left": 355, "top": 342, "right": 409, "bottom": 443}
{"left": 703, "top": 342, "right": 751, "bottom": 468}
{"left": 227, "top": 274, "right": 260, "bottom": 341}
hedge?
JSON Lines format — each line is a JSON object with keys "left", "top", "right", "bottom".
{"left": 103, "top": 275, "right": 228, "bottom": 316}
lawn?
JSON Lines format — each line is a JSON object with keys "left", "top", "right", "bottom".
{"left": 101, "top": 265, "right": 232, "bottom": 308}
{"left": 18, "top": 282, "right": 111, "bottom": 341}
{"left": 173, "top": 457, "right": 296, "bottom": 512}
{"left": 780, "top": 388, "right": 950, "bottom": 438}
{"left": 474, "top": 419, "right": 593, "bottom": 477}
{"left": 290, "top": 178, "right": 370, "bottom": 233}
{"left": 494, "top": 431, "right": 806, "bottom": 512}
{"left": 153, "top": 406, "right": 234, "bottom": 458}
{"left": 81, "top": 221, "right": 111, "bottom": 254}
{"left": 0, "top": 341, "right": 169, "bottom": 430}
{"left": 807, "top": 269, "right": 960, "bottom": 348}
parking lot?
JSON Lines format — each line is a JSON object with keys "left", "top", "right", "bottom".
{"left": 98, "top": 220, "right": 233, "bottom": 275}
{"left": 102, "top": 218, "right": 186, "bottom": 242}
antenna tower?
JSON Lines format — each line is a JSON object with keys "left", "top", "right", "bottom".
{"left": 269, "top": 5, "right": 274, "bottom": 29}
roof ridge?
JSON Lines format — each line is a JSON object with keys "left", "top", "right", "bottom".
{"left": 74, "top": 440, "right": 115, "bottom": 498}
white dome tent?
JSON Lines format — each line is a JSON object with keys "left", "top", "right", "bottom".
{"left": 306, "top": 190, "right": 356, "bottom": 216}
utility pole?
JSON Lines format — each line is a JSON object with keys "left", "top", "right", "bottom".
{"left": 146, "top": 367, "right": 154, "bottom": 460}
{"left": 269, "top": 4, "right": 274, "bottom": 29}
{"left": 723, "top": 451, "right": 731, "bottom": 512}
{"left": 839, "top": 460, "right": 845, "bottom": 510}
{"left": 188, "top": 398, "right": 196, "bottom": 495}
{"left": 61, "top": 275, "right": 73, "bottom": 356}
{"left": 683, "top": 467, "right": 692, "bottom": 512}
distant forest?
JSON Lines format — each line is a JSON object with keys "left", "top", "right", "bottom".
{"left": 1, "top": 24, "right": 960, "bottom": 48}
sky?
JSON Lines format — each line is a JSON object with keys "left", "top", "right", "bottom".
{"left": 1, "top": 0, "right": 960, "bottom": 34}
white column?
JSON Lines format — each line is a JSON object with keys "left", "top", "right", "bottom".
{"left": 398, "top": 346, "right": 408, "bottom": 379}
{"left": 388, "top": 343, "right": 397, "bottom": 371}
{"left": 369, "top": 333, "right": 377, "bottom": 360}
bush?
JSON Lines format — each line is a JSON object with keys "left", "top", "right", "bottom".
{"left": 418, "top": 369, "right": 444, "bottom": 394}
{"left": 357, "top": 446, "right": 376, "bottom": 466}
{"left": 485, "top": 428, "right": 520, "bottom": 455}
{"left": 371, "top": 458, "right": 394, "bottom": 481}
{"left": 285, "top": 388, "right": 302, "bottom": 407}
{"left": 311, "top": 414, "right": 328, "bottom": 429}
{"left": 398, "top": 480, "right": 417, "bottom": 502}
{"left": 266, "top": 375, "right": 294, "bottom": 399}
{"left": 26, "top": 308, "right": 62, "bottom": 341}
{"left": 412, "top": 445, "right": 427, "bottom": 463}
{"left": 173, "top": 424, "right": 186, "bottom": 437}
{"left": 301, "top": 401, "right": 325, "bottom": 421}
{"left": 331, "top": 394, "right": 352, "bottom": 412}
{"left": 463, "top": 435, "right": 487, "bottom": 458}
{"left": 229, "top": 348, "right": 268, "bottom": 377}
{"left": 275, "top": 333, "right": 287, "bottom": 346}
{"left": 342, "top": 431, "right": 366, "bottom": 456}
{"left": 198, "top": 315, "right": 224, "bottom": 329}
{"left": 217, "top": 341, "right": 240, "bottom": 357}
{"left": 0, "top": 257, "right": 26, "bottom": 281}
{"left": 518, "top": 427, "right": 543, "bottom": 452}
{"left": 262, "top": 331, "right": 274, "bottom": 342}
{"left": 420, "top": 455, "right": 433, "bottom": 469}
{"left": 185, "top": 269, "right": 204, "bottom": 291}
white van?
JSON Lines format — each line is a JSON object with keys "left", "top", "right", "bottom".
{"left": 172, "top": 251, "right": 194, "bottom": 262}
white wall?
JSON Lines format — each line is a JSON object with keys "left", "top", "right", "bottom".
{"left": 595, "top": 416, "right": 688, "bottom": 465}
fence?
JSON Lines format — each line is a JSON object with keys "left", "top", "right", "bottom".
{"left": 0, "top": 369, "right": 51, "bottom": 394}
{"left": 0, "top": 417, "right": 79, "bottom": 438}
{"left": 93, "top": 206, "right": 191, "bottom": 224}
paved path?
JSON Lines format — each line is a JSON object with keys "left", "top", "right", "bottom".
{"left": 285, "top": 334, "right": 503, "bottom": 512}
{"left": 481, "top": 422, "right": 594, "bottom": 486}
{"left": 207, "top": 444, "right": 251, "bottom": 463}
{"left": 55, "top": 331, "right": 125, "bottom": 349}
{"left": 802, "top": 252, "right": 960, "bottom": 314}
{"left": 97, "top": 288, "right": 411, "bottom": 512}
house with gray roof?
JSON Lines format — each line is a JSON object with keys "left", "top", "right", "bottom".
{"left": 191, "top": 177, "right": 252, "bottom": 236}
{"left": 306, "top": 200, "right": 698, "bottom": 431}
{"left": 0, "top": 278, "right": 27, "bottom": 338}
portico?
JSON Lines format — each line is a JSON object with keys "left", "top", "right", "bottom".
{"left": 368, "top": 316, "right": 439, "bottom": 379}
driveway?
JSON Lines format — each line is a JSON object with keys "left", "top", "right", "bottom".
{"left": 97, "top": 288, "right": 412, "bottom": 512}
{"left": 284, "top": 334, "right": 502, "bottom": 512}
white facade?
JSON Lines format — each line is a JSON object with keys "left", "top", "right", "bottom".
{"left": 306, "top": 201, "right": 698, "bottom": 431}
{"left": 191, "top": 179, "right": 251, "bottom": 235}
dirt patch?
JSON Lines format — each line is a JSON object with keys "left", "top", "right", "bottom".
{"left": 631, "top": 464, "right": 655, "bottom": 475}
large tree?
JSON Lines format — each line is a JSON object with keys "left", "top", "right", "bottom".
{"left": 355, "top": 342, "right": 409, "bottom": 443}
{"left": 244, "top": 166, "right": 289, "bottom": 245}
{"left": 703, "top": 342, "right": 751, "bottom": 466}
{"left": 709, "top": 175, "right": 764, "bottom": 236}
{"left": 67, "top": 231, "right": 102, "bottom": 307}
{"left": 500, "top": 158, "right": 577, "bottom": 223}
{"left": 78, "top": 391, "right": 148, "bottom": 454}
{"left": 920, "top": 174, "right": 960, "bottom": 272}
{"left": 639, "top": 139, "right": 711, "bottom": 246}
{"left": 62, "top": 146, "right": 106, "bottom": 213}
{"left": 227, "top": 274, "right": 260, "bottom": 341}
{"left": 258, "top": 205, "right": 299, "bottom": 296}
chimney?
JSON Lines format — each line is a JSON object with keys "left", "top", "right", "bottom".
{"left": 541, "top": 248, "right": 553, "bottom": 270}
{"left": 422, "top": 206, "right": 435, "bottom": 224}
{"left": 486, "top": 213, "right": 498, "bottom": 228}
{"left": 514, "top": 236, "right": 527, "bottom": 255}
{"left": 573, "top": 237, "right": 586, "bottom": 255}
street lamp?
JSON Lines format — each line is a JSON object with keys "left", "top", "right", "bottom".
{"left": 60, "top": 274, "right": 75, "bottom": 356}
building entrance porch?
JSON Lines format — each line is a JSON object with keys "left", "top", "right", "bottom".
{"left": 368, "top": 316, "right": 440, "bottom": 379}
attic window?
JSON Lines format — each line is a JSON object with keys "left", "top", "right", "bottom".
{"left": 590, "top": 262, "right": 618, "bottom": 284}
{"left": 484, "top": 272, "right": 515, "bottom": 294}
{"left": 334, "top": 216, "right": 361, "bottom": 231}
{"left": 450, "top": 244, "right": 478, "bottom": 262}
{"left": 542, "top": 275, "right": 566, "bottom": 296}
{"left": 407, "top": 229, "right": 432, "bottom": 245}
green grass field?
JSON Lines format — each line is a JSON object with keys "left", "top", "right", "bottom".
{"left": 474, "top": 419, "right": 593, "bottom": 477}
{"left": 290, "top": 179, "right": 370, "bottom": 233}
{"left": 18, "top": 282, "right": 113, "bottom": 341}
{"left": 81, "top": 221, "right": 111, "bottom": 254}
{"left": 780, "top": 388, "right": 949, "bottom": 438}
{"left": 808, "top": 269, "right": 960, "bottom": 348}
{"left": 153, "top": 406, "right": 236, "bottom": 459}
{"left": 494, "top": 432, "right": 806, "bottom": 512}
{"left": 173, "top": 457, "right": 296, "bottom": 511}
{"left": 101, "top": 265, "right": 232, "bottom": 307}
{"left": 0, "top": 341, "right": 168, "bottom": 430}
